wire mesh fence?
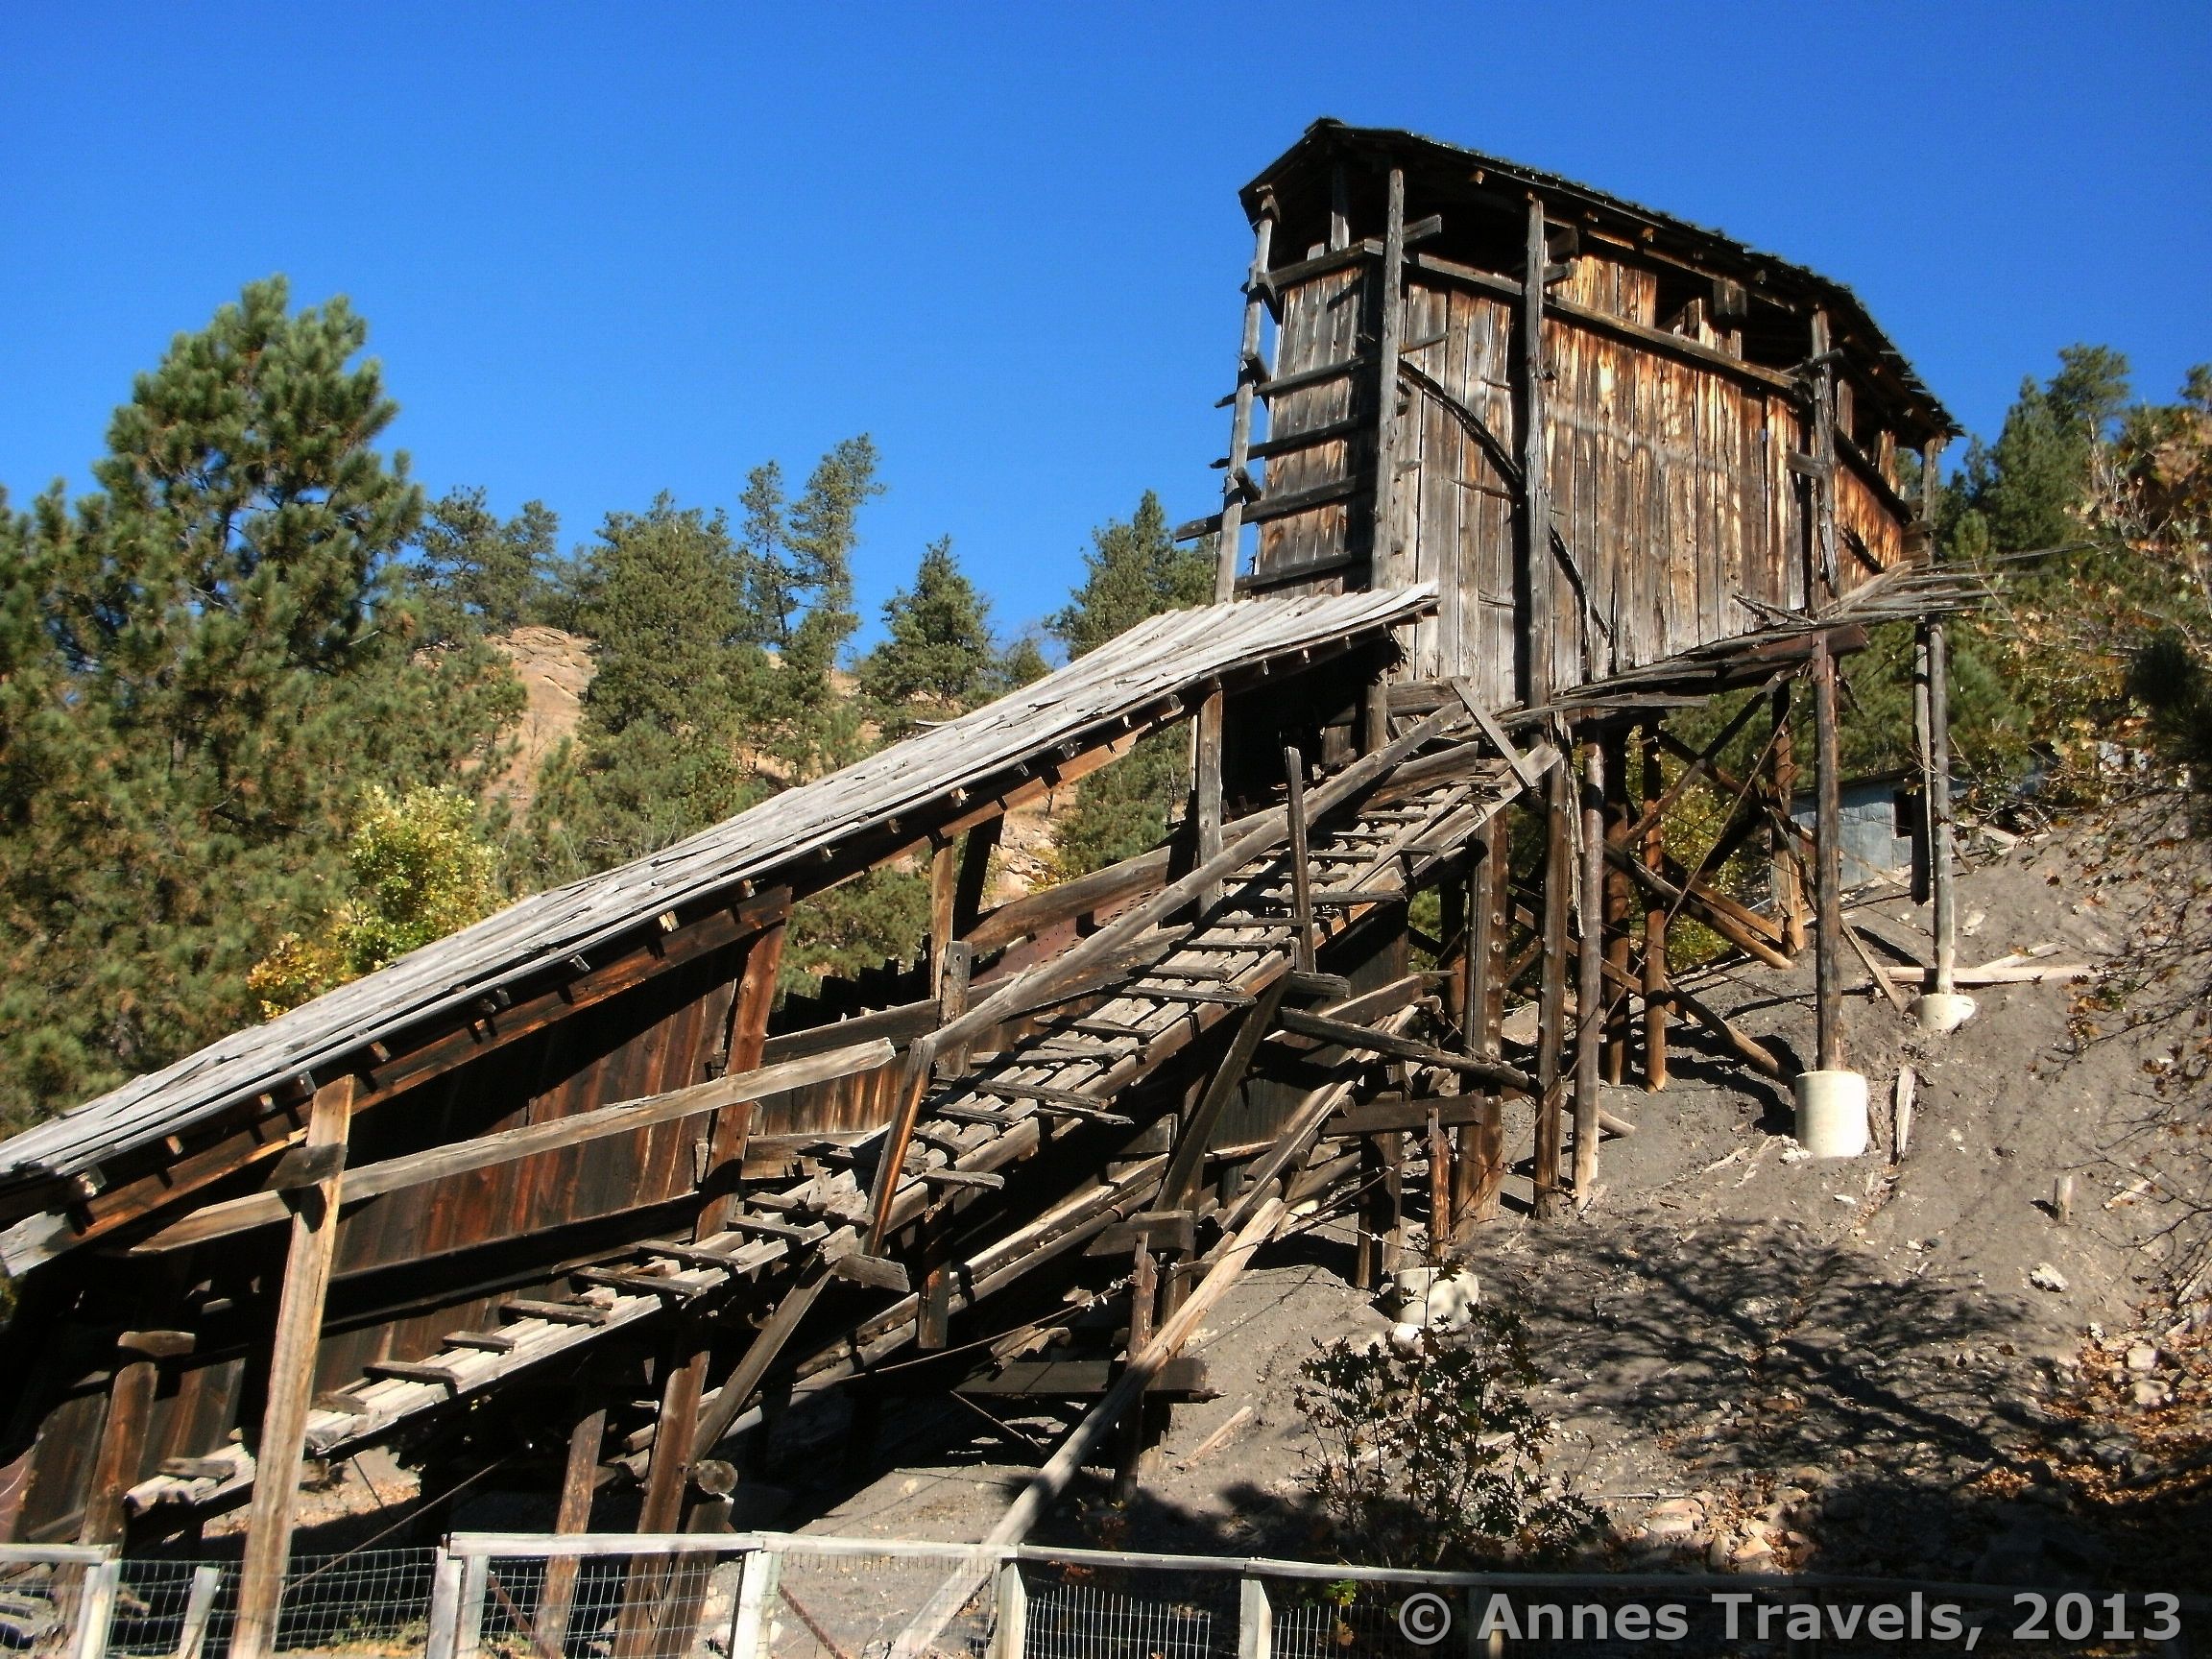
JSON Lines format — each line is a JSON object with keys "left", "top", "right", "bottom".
{"left": 1013, "top": 1557, "right": 1238, "bottom": 1659}
{"left": 105, "top": 1551, "right": 436, "bottom": 1659}
{"left": 770, "top": 1546, "right": 995, "bottom": 1659}
{"left": 469, "top": 1548, "right": 745, "bottom": 1659}
{"left": 77, "top": 1534, "right": 2199, "bottom": 1659}
{"left": 0, "top": 1550, "right": 100, "bottom": 1658}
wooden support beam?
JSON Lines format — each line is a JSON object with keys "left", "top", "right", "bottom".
{"left": 1597, "top": 958, "right": 1783, "bottom": 1079}
{"left": 229, "top": 1073, "right": 356, "bottom": 1659}
{"left": 1272, "top": 1007, "right": 1532, "bottom": 1093}
{"left": 1918, "top": 437, "right": 1960, "bottom": 998}
{"left": 1602, "top": 844, "right": 1792, "bottom": 971}
{"left": 1519, "top": 197, "right": 1554, "bottom": 705}
{"left": 1283, "top": 749, "right": 1316, "bottom": 974}
{"left": 1813, "top": 636, "right": 1847, "bottom": 1070}
{"left": 1193, "top": 687, "right": 1226, "bottom": 912}
{"left": 1768, "top": 685, "right": 1808, "bottom": 953}
{"left": 82, "top": 1337, "right": 163, "bottom": 1545}
{"left": 1112, "top": 1241, "right": 1157, "bottom": 1501}
{"left": 538, "top": 1386, "right": 607, "bottom": 1652}
{"left": 1809, "top": 310, "right": 1840, "bottom": 599}
{"left": 951, "top": 818, "right": 1000, "bottom": 945}
{"left": 1533, "top": 759, "right": 1573, "bottom": 1217}
{"left": 1640, "top": 725, "right": 1670, "bottom": 1092}
{"left": 1602, "top": 729, "right": 1633, "bottom": 1085}
{"left": 1369, "top": 164, "right": 1409, "bottom": 588}
{"left": 1455, "top": 814, "right": 1508, "bottom": 1233}
{"left": 1159, "top": 977, "right": 1290, "bottom": 1214}
{"left": 700, "top": 923, "right": 785, "bottom": 1235}
{"left": 1573, "top": 739, "right": 1606, "bottom": 1197}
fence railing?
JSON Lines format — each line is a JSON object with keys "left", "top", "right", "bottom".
{"left": 4, "top": 1533, "right": 2198, "bottom": 1659}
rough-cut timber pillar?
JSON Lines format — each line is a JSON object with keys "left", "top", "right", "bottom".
{"left": 231, "top": 1073, "right": 357, "bottom": 1659}
{"left": 1533, "top": 758, "right": 1574, "bottom": 1218}
{"left": 540, "top": 1382, "right": 611, "bottom": 1651}
{"left": 1454, "top": 813, "right": 1509, "bottom": 1232}
{"left": 1640, "top": 725, "right": 1670, "bottom": 1091}
{"left": 1601, "top": 729, "right": 1633, "bottom": 1084}
{"left": 1573, "top": 738, "right": 1607, "bottom": 1197}
{"left": 83, "top": 1329, "right": 192, "bottom": 1545}
{"left": 1912, "top": 437, "right": 1968, "bottom": 1033}
{"left": 1812, "top": 640, "right": 1846, "bottom": 1071}
{"left": 1368, "top": 165, "right": 1409, "bottom": 588}
{"left": 1518, "top": 198, "right": 1553, "bottom": 705}
{"left": 1769, "top": 685, "right": 1807, "bottom": 953}
{"left": 637, "top": 920, "right": 786, "bottom": 1536}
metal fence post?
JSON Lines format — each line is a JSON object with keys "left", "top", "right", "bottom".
{"left": 72, "top": 1552, "right": 121, "bottom": 1659}
{"left": 989, "top": 1555, "right": 1026, "bottom": 1659}
{"left": 729, "top": 1545, "right": 781, "bottom": 1659}
{"left": 1238, "top": 1573, "right": 1271, "bottom": 1659}
{"left": 424, "top": 1547, "right": 465, "bottom": 1659}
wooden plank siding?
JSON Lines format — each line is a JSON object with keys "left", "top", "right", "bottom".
{"left": 1238, "top": 238, "right": 1913, "bottom": 702}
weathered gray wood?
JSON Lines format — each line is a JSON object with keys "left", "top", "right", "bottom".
{"left": 1369, "top": 165, "right": 1408, "bottom": 584}
{"left": 1533, "top": 758, "right": 1574, "bottom": 1217}
{"left": 1283, "top": 749, "right": 1316, "bottom": 973}
{"left": 1573, "top": 739, "right": 1606, "bottom": 1195}
{"left": 1519, "top": 198, "right": 1553, "bottom": 705}
{"left": 1159, "top": 977, "right": 1290, "bottom": 1213}
{"left": 1813, "top": 636, "right": 1847, "bottom": 1070}
{"left": 230, "top": 1074, "right": 356, "bottom": 1659}
{"left": 1919, "top": 439, "right": 1959, "bottom": 998}
{"left": 1273, "top": 1007, "right": 1533, "bottom": 1093}
{"left": 133, "top": 1038, "right": 893, "bottom": 1253}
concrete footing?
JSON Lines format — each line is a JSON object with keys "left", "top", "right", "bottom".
{"left": 1793, "top": 1069, "right": 1870, "bottom": 1159}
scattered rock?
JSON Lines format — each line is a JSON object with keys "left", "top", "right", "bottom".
{"left": 2029, "top": 1263, "right": 2069, "bottom": 1293}
{"left": 2131, "top": 1378, "right": 2172, "bottom": 1408}
{"left": 2125, "top": 1343, "right": 2159, "bottom": 1372}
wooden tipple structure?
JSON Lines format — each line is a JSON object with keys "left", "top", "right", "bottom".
{"left": 0, "top": 120, "right": 1975, "bottom": 1654}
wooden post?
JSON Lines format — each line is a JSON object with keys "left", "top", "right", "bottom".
{"left": 1283, "top": 747, "right": 1316, "bottom": 974}
{"left": 1809, "top": 308, "right": 1840, "bottom": 601}
{"left": 1812, "top": 638, "right": 1847, "bottom": 1071}
{"left": 1193, "top": 685, "right": 1226, "bottom": 911}
{"left": 539, "top": 1387, "right": 609, "bottom": 1650}
{"left": 1573, "top": 739, "right": 1606, "bottom": 1196}
{"left": 1640, "top": 725, "right": 1670, "bottom": 1091}
{"left": 1354, "top": 1133, "right": 1382, "bottom": 1292}
{"left": 230, "top": 1073, "right": 357, "bottom": 1659}
{"left": 1455, "top": 813, "right": 1509, "bottom": 1231}
{"left": 1917, "top": 438, "right": 1960, "bottom": 998}
{"left": 1533, "top": 760, "right": 1574, "bottom": 1218}
{"left": 1426, "top": 1106, "right": 1448, "bottom": 1260}
{"left": 1769, "top": 685, "right": 1807, "bottom": 953}
{"left": 1518, "top": 196, "right": 1553, "bottom": 706}
{"left": 952, "top": 819, "right": 1000, "bottom": 944}
{"left": 638, "top": 919, "right": 786, "bottom": 1536}
{"left": 82, "top": 1330, "right": 189, "bottom": 1545}
{"left": 1601, "top": 729, "right": 1633, "bottom": 1085}
{"left": 1368, "top": 165, "right": 1408, "bottom": 586}
{"left": 929, "top": 837, "right": 960, "bottom": 996}
{"left": 1112, "top": 1241, "right": 1157, "bottom": 1501}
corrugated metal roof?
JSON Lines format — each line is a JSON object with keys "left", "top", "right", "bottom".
{"left": 1243, "top": 119, "right": 1958, "bottom": 441}
{"left": 0, "top": 586, "right": 1437, "bottom": 1190}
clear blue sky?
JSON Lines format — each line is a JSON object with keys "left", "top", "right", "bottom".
{"left": 4, "top": 3, "right": 2205, "bottom": 647}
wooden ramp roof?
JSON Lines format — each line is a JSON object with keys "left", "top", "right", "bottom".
{"left": 0, "top": 585, "right": 1436, "bottom": 1192}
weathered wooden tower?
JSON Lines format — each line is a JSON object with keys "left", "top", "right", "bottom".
{"left": 0, "top": 120, "right": 1976, "bottom": 1656}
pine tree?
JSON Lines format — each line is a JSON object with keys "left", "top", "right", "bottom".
{"left": 1049, "top": 490, "right": 1213, "bottom": 657}
{"left": 0, "top": 278, "right": 520, "bottom": 1120}
{"left": 516, "top": 496, "right": 761, "bottom": 885}
{"left": 766, "top": 437, "right": 881, "bottom": 777}
{"left": 416, "top": 487, "right": 559, "bottom": 636}
{"left": 858, "top": 537, "right": 997, "bottom": 724}
{"left": 1045, "top": 494, "right": 1216, "bottom": 876}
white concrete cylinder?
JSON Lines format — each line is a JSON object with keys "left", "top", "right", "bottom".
{"left": 1793, "top": 1069, "right": 1870, "bottom": 1159}
{"left": 1911, "top": 991, "right": 1978, "bottom": 1036}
